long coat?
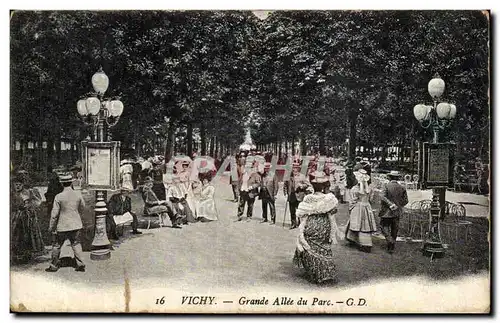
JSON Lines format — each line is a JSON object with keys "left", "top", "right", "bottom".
{"left": 259, "top": 173, "right": 279, "bottom": 201}
{"left": 238, "top": 171, "right": 261, "bottom": 199}
{"left": 379, "top": 180, "right": 409, "bottom": 218}
{"left": 284, "top": 173, "right": 310, "bottom": 203}
{"left": 49, "top": 188, "right": 85, "bottom": 232}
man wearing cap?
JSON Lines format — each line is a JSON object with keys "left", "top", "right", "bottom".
{"left": 107, "top": 186, "right": 142, "bottom": 238}
{"left": 236, "top": 160, "right": 261, "bottom": 221}
{"left": 258, "top": 162, "right": 279, "bottom": 224}
{"left": 379, "top": 171, "right": 408, "bottom": 253}
{"left": 46, "top": 173, "right": 86, "bottom": 272}
{"left": 284, "top": 162, "right": 311, "bottom": 229}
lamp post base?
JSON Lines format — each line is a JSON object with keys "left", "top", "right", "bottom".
{"left": 91, "top": 191, "right": 111, "bottom": 261}
{"left": 422, "top": 187, "right": 446, "bottom": 258}
{"left": 90, "top": 248, "right": 111, "bottom": 260}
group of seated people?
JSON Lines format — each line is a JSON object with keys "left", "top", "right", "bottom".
{"left": 108, "top": 159, "right": 218, "bottom": 236}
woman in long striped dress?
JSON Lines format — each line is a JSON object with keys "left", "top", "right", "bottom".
{"left": 345, "top": 169, "right": 378, "bottom": 253}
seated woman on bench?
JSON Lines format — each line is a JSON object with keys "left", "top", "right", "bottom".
{"left": 142, "top": 176, "right": 182, "bottom": 229}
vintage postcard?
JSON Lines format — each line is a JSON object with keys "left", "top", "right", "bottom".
{"left": 9, "top": 9, "right": 490, "bottom": 313}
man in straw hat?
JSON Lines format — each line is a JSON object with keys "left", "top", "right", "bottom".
{"left": 107, "top": 185, "right": 142, "bottom": 238}
{"left": 46, "top": 173, "right": 86, "bottom": 272}
{"left": 379, "top": 170, "right": 408, "bottom": 254}
{"left": 284, "top": 162, "right": 311, "bottom": 229}
{"left": 236, "top": 159, "right": 261, "bottom": 221}
{"left": 143, "top": 176, "right": 182, "bottom": 229}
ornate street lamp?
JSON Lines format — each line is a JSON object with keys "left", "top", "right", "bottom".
{"left": 413, "top": 74, "right": 457, "bottom": 258}
{"left": 77, "top": 67, "right": 124, "bottom": 260}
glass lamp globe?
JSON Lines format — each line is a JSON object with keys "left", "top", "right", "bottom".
{"left": 86, "top": 97, "right": 101, "bottom": 115}
{"left": 436, "top": 102, "right": 451, "bottom": 119}
{"left": 109, "top": 100, "right": 124, "bottom": 117}
{"left": 77, "top": 99, "right": 88, "bottom": 116}
{"left": 413, "top": 104, "right": 428, "bottom": 121}
{"left": 428, "top": 77, "right": 445, "bottom": 99}
{"left": 91, "top": 69, "right": 109, "bottom": 94}
{"left": 449, "top": 104, "right": 457, "bottom": 119}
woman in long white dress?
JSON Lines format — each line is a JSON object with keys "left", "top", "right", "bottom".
{"left": 190, "top": 180, "right": 202, "bottom": 220}
{"left": 196, "top": 175, "right": 218, "bottom": 222}
{"left": 345, "top": 169, "right": 378, "bottom": 252}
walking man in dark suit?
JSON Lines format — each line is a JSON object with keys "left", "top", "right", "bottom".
{"left": 284, "top": 162, "right": 311, "bottom": 229}
{"left": 379, "top": 171, "right": 409, "bottom": 253}
{"left": 259, "top": 162, "right": 279, "bottom": 224}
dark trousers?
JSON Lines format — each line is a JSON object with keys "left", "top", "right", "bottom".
{"left": 262, "top": 198, "right": 276, "bottom": 222}
{"left": 289, "top": 200, "right": 300, "bottom": 225}
{"left": 46, "top": 200, "right": 55, "bottom": 218}
{"left": 237, "top": 191, "right": 255, "bottom": 218}
{"left": 50, "top": 230, "right": 84, "bottom": 268}
{"left": 380, "top": 217, "right": 400, "bottom": 244}
{"left": 231, "top": 183, "right": 240, "bottom": 200}
{"left": 106, "top": 212, "right": 139, "bottom": 238}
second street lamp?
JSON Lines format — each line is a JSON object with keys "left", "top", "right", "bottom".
{"left": 77, "top": 67, "right": 124, "bottom": 260}
{"left": 413, "top": 74, "right": 457, "bottom": 258}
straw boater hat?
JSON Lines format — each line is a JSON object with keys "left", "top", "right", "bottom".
{"left": 120, "top": 185, "right": 133, "bottom": 192}
{"left": 310, "top": 170, "right": 329, "bottom": 184}
{"left": 59, "top": 173, "right": 73, "bottom": 183}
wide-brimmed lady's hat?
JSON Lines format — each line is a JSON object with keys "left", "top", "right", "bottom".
{"left": 387, "top": 170, "right": 401, "bottom": 179}
{"left": 354, "top": 169, "right": 370, "bottom": 182}
{"left": 310, "top": 170, "right": 329, "bottom": 184}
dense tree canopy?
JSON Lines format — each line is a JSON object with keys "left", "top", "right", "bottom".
{"left": 10, "top": 10, "right": 489, "bottom": 168}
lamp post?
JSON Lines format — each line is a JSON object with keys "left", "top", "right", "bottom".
{"left": 413, "top": 74, "right": 457, "bottom": 258}
{"left": 77, "top": 67, "right": 124, "bottom": 260}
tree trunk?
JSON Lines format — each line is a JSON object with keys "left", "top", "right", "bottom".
{"left": 37, "top": 137, "right": 44, "bottom": 171}
{"left": 399, "top": 138, "right": 405, "bottom": 164}
{"left": 55, "top": 136, "right": 62, "bottom": 165}
{"left": 209, "top": 136, "right": 215, "bottom": 157}
{"left": 165, "top": 119, "right": 175, "bottom": 162}
{"left": 69, "top": 141, "right": 75, "bottom": 165}
{"left": 200, "top": 124, "right": 206, "bottom": 156}
{"left": 46, "top": 137, "right": 53, "bottom": 168}
{"left": 300, "top": 133, "right": 307, "bottom": 156}
{"left": 319, "top": 126, "right": 326, "bottom": 155}
{"left": 381, "top": 145, "right": 387, "bottom": 163}
{"left": 348, "top": 111, "right": 357, "bottom": 163}
{"left": 214, "top": 137, "right": 219, "bottom": 159}
{"left": 186, "top": 122, "right": 193, "bottom": 158}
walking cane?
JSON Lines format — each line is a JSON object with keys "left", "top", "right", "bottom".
{"left": 282, "top": 194, "right": 288, "bottom": 227}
